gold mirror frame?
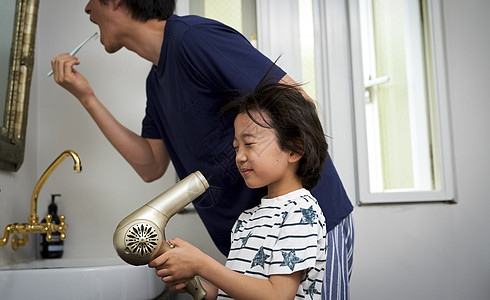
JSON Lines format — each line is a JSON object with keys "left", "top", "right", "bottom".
{"left": 0, "top": 0, "right": 39, "bottom": 171}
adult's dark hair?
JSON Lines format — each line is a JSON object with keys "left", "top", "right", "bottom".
{"left": 100, "top": 0, "right": 175, "bottom": 21}
{"left": 222, "top": 68, "right": 328, "bottom": 190}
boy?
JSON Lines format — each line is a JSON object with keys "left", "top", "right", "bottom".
{"left": 150, "top": 78, "right": 328, "bottom": 299}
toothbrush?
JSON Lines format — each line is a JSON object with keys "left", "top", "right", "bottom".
{"left": 47, "top": 32, "right": 99, "bottom": 77}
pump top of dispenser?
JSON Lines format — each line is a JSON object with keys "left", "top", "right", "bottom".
{"left": 48, "top": 194, "right": 61, "bottom": 216}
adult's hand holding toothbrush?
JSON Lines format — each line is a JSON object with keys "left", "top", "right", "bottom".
{"left": 51, "top": 53, "right": 95, "bottom": 105}
{"left": 50, "top": 32, "right": 98, "bottom": 105}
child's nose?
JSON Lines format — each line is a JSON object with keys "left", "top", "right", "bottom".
{"left": 235, "top": 148, "right": 247, "bottom": 162}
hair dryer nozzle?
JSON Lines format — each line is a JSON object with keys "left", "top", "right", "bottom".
{"left": 113, "top": 171, "right": 209, "bottom": 266}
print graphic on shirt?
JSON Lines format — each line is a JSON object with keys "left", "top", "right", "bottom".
{"left": 300, "top": 205, "right": 318, "bottom": 226}
{"left": 240, "top": 232, "right": 252, "bottom": 248}
{"left": 280, "top": 249, "right": 301, "bottom": 271}
{"left": 280, "top": 211, "right": 288, "bottom": 226}
{"left": 306, "top": 282, "right": 320, "bottom": 300}
{"left": 251, "top": 246, "right": 269, "bottom": 269}
{"left": 234, "top": 220, "right": 244, "bottom": 233}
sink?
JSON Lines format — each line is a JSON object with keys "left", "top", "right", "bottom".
{"left": 0, "top": 258, "right": 166, "bottom": 300}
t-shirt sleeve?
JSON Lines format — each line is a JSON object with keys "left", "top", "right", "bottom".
{"left": 268, "top": 203, "right": 324, "bottom": 275}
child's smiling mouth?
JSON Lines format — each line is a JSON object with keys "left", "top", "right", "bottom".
{"left": 239, "top": 168, "right": 253, "bottom": 176}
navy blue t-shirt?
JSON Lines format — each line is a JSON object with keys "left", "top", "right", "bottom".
{"left": 142, "top": 15, "right": 353, "bottom": 256}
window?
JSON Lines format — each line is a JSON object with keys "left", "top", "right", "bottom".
{"left": 178, "top": 0, "right": 455, "bottom": 204}
{"left": 255, "top": 0, "right": 318, "bottom": 100}
{"left": 298, "top": 0, "right": 317, "bottom": 101}
{"left": 350, "top": 0, "right": 454, "bottom": 203}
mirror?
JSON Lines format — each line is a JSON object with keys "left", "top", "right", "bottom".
{"left": 0, "top": 0, "right": 39, "bottom": 171}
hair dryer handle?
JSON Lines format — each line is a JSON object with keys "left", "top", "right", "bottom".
{"left": 162, "top": 241, "right": 207, "bottom": 300}
{"left": 186, "top": 277, "right": 207, "bottom": 300}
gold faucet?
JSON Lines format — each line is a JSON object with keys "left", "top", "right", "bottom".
{"left": 0, "top": 150, "right": 82, "bottom": 250}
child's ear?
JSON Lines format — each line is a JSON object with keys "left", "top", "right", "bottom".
{"left": 288, "top": 151, "right": 302, "bottom": 163}
{"left": 288, "top": 139, "right": 304, "bottom": 163}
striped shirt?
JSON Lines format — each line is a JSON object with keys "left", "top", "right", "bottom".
{"left": 218, "top": 189, "right": 327, "bottom": 300}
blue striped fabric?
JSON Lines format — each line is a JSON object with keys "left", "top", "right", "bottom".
{"left": 321, "top": 213, "right": 354, "bottom": 300}
{"left": 218, "top": 189, "right": 327, "bottom": 299}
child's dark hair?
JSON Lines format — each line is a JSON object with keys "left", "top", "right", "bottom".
{"left": 99, "top": 0, "right": 175, "bottom": 21}
{"left": 222, "top": 68, "right": 328, "bottom": 190}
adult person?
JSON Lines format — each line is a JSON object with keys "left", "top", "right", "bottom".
{"left": 50, "top": 1, "right": 354, "bottom": 298}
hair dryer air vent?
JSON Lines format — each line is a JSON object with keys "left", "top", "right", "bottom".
{"left": 125, "top": 222, "right": 160, "bottom": 257}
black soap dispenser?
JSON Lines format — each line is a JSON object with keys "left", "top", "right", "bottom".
{"left": 40, "top": 194, "right": 64, "bottom": 259}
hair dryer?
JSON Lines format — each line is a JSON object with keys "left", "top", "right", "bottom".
{"left": 113, "top": 171, "right": 209, "bottom": 300}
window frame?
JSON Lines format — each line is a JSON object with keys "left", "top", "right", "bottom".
{"left": 348, "top": 0, "right": 455, "bottom": 204}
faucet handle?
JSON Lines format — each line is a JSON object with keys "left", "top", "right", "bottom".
{"left": 45, "top": 214, "right": 52, "bottom": 224}
{"left": 42, "top": 214, "right": 67, "bottom": 241}
{"left": 58, "top": 215, "right": 67, "bottom": 240}
{"left": 43, "top": 214, "right": 53, "bottom": 242}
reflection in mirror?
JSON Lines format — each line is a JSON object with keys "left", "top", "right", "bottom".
{"left": 0, "top": 0, "right": 39, "bottom": 171}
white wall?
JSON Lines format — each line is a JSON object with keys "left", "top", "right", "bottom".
{"left": 1, "top": 0, "right": 489, "bottom": 299}
{"left": 348, "top": 0, "right": 490, "bottom": 299}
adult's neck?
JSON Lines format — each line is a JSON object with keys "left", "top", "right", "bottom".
{"left": 123, "top": 18, "right": 167, "bottom": 66}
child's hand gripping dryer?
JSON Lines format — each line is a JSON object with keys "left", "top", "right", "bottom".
{"left": 113, "top": 171, "right": 209, "bottom": 300}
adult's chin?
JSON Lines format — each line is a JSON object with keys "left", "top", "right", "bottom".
{"left": 103, "top": 44, "right": 122, "bottom": 54}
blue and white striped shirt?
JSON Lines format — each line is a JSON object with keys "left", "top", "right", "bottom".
{"left": 218, "top": 189, "right": 327, "bottom": 300}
